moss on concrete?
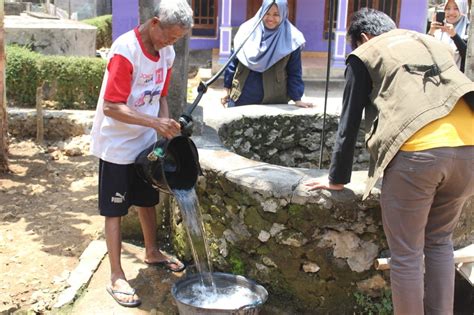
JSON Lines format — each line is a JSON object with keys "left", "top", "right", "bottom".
{"left": 244, "top": 207, "right": 271, "bottom": 232}
{"left": 228, "top": 250, "right": 246, "bottom": 275}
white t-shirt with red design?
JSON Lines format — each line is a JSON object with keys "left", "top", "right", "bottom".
{"left": 90, "top": 28, "right": 174, "bottom": 164}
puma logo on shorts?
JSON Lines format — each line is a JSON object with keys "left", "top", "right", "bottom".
{"left": 111, "top": 192, "right": 126, "bottom": 204}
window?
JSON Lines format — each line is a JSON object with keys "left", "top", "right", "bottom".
{"left": 347, "top": 0, "right": 401, "bottom": 25}
{"left": 192, "top": 0, "right": 217, "bottom": 37}
{"left": 324, "top": 0, "right": 401, "bottom": 39}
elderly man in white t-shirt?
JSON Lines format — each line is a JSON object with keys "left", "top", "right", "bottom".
{"left": 90, "top": 0, "right": 193, "bottom": 307}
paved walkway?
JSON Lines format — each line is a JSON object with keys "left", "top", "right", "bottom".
{"left": 68, "top": 242, "right": 182, "bottom": 315}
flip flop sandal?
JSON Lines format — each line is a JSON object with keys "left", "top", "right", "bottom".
{"left": 146, "top": 256, "right": 186, "bottom": 272}
{"left": 106, "top": 285, "right": 142, "bottom": 307}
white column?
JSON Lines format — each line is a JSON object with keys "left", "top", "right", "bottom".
{"left": 218, "top": 0, "right": 232, "bottom": 64}
{"left": 333, "top": 0, "right": 348, "bottom": 68}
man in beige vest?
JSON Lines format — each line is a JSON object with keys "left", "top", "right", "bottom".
{"left": 305, "top": 8, "right": 474, "bottom": 315}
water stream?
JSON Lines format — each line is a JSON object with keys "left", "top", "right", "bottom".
{"left": 172, "top": 188, "right": 264, "bottom": 310}
{"left": 172, "top": 189, "right": 215, "bottom": 288}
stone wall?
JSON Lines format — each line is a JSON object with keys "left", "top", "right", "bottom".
{"left": 167, "top": 147, "right": 473, "bottom": 313}
{"left": 165, "top": 104, "right": 474, "bottom": 313}
{"left": 7, "top": 108, "right": 93, "bottom": 140}
{"left": 219, "top": 113, "right": 369, "bottom": 169}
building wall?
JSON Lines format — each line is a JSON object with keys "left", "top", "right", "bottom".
{"left": 399, "top": 0, "right": 428, "bottom": 33}
{"left": 112, "top": 0, "right": 429, "bottom": 55}
{"left": 112, "top": 0, "right": 139, "bottom": 41}
{"left": 295, "top": 0, "right": 326, "bottom": 52}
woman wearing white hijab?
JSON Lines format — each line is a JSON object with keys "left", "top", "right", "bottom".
{"left": 222, "top": 0, "right": 312, "bottom": 107}
{"left": 429, "top": 0, "right": 470, "bottom": 71}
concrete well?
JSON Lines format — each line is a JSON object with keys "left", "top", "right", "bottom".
{"left": 169, "top": 104, "right": 474, "bottom": 313}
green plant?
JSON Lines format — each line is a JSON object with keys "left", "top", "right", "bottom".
{"left": 228, "top": 251, "right": 245, "bottom": 275}
{"left": 6, "top": 45, "right": 106, "bottom": 109}
{"left": 82, "top": 15, "right": 113, "bottom": 49}
{"left": 5, "top": 45, "right": 41, "bottom": 106}
{"left": 39, "top": 55, "right": 105, "bottom": 109}
{"left": 353, "top": 289, "right": 393, "bottom": 315}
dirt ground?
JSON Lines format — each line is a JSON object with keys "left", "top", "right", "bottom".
{"left": 0, "top": 139, "right": 103, "bottom": 314}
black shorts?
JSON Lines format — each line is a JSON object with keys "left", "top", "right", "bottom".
{"left": 98, "top": 159, "right": 159, "bottom": 217}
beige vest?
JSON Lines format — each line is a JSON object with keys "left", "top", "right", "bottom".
{"left": 350, "top": 29, "right": 474, "bottom": 198}
{"left": 230, "top": 55, "right": 291, "bottom": 104}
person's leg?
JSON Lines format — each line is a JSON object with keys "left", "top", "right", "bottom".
{"left": 137, "top": 206, "right": 161, "bottom": 261}
{"left": 105, "top": 216, "right": 125, "bottom": 282}
{"left": 99, "top": 160, "right": 140, "bottom": 306}
{"left": 131, "top": 167, "right": 184, "bottom": 271}
{"left": 423, "top": 147, "right": 474, "bottom": 315}
{"left": 380, "top": 150, "right": 441, "bottom": 315}
{"left": 104, "top": 216, "right": 139, "bottom": 305}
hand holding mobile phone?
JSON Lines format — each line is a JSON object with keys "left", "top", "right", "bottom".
{"left": 436, "top": 11, "right": 445, "bottom": 25}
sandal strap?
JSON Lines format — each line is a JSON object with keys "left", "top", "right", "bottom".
{"left": 109, "top": 287, "right": 136, "bottom": 296}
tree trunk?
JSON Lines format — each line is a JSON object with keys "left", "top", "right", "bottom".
{"left": 36, "top": 85, "right": 44, "bottom": 144}
{"left": 0, "top": 0, "right": 10, "bottom": 173}
{"left": 465, "top": 2, "right": 474, "bottom": 79}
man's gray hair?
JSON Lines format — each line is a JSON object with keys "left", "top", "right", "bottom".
{"left": 154, "top": 0, "right": 194, "bottom": 29}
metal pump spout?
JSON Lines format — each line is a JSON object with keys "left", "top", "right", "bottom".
{"left": 179, "top": 113, "right": 194, "bottom": 137}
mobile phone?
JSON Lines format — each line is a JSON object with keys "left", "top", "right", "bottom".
{"left": 436, "top": 11, "right": 445, "bottom": 25}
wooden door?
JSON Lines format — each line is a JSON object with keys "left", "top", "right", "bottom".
{"left": 247, "top": 0, "right": 296, "bottom": 25}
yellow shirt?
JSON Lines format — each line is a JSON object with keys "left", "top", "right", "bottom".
{"left": 401, "top": 97, "right": 474, "bottom": 151}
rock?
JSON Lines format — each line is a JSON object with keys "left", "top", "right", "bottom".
{"left": 277, "top": 231, "right": 308, "bottom": 247}
{"left": 29, "top": 184, "right": 46, "bottom": 195}
{"left": 255, "top": 263, "right": 270, "bottom": 275}
{"left": 223, "top": 229, "right": 238, "bottom": 244}
{"left": 302, "top": 262, "right": 320, "bottom": 273}
{"left": 50, "top": 150, "right": 63, "bottom": 160}
{"left": 0, "top": 212, "right": 17, "bottom": 221}
{"left": 262, "top": 256, "right": 277, "bottom": 268}
{"left": 64, "top": 147, "right": 83, "bottom": 157}
{"left": 262, "top": 199, "right": 278, "bottom": 213}
{"left": 258, "top": 230, "right": 271, "bottom": 242}
{"left": 269, "top": 223, "right": 286, "bottom": 236}
{"left": 243, "top": 128, "right": 254, "bottom": 137}
{"left": 318, "top": 230, "right": 379, "bottom": 272}
{"left": 356, "top": 274, "right": 388, "bottom": 296}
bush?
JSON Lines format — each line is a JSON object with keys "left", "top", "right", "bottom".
{"left": 5, "top": 46, "right": 42, "bottom": 107}
{"left": 354, "top": 290, "right": 393, "bottom": 315}
{"left": 82, "top": 15, "right": 113, "bottom": 49}
{"left": 6, "top": 45, "right": 106, "bottom": 109}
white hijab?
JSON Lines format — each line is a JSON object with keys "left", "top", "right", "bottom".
{"left": 234, "top": 0, "right": 305, "bottom": 73}
{"left": 434, "top": 0, "right": 470, "bottom": 68}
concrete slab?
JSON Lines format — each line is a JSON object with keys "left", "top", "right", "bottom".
{"left": 68, "top": 242, "right": 185, "bottom": 315}
{"left": 5, "top": 14, "right": 97, "bottom": 56}
{"left": 54, "top": 240, "right": 108, "bottom": 308}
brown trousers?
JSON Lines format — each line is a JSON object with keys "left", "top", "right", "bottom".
{"left": 381, "top": 146, "right": 474, "bottom": 315}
